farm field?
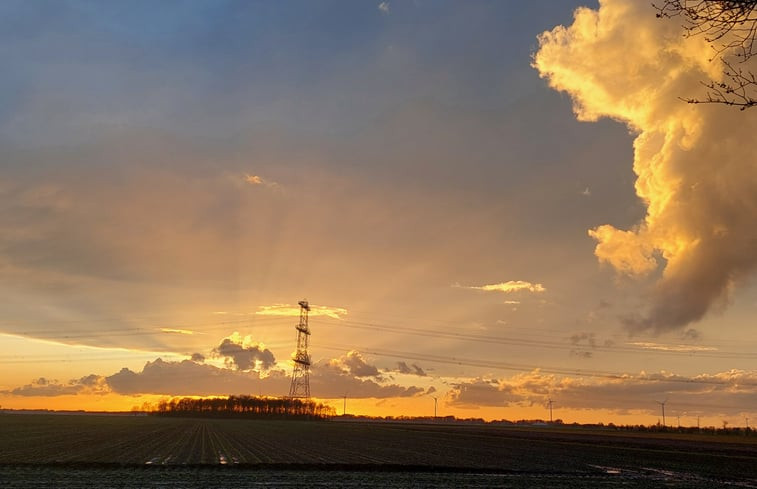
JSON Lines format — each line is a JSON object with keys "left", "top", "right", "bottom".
{"left": 1, "top": 413, "right": 756, "bottom": 487}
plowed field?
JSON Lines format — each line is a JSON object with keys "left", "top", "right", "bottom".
{"left": 1, "top": 414, "right": 756, "bottom": 487}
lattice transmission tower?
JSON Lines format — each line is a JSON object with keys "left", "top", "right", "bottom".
{"left": 288, "top": 300, "right": 311, "bottom": 398}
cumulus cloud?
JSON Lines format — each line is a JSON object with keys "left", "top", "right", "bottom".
{"left": 6, "top": 375, "right": 109, "bottom": 397}
{"left": 447, "top": 378, "right": 523, "bottom": 408}
{"left": 448, "top": 369, "right": 757, "bottom": 415}
{"left": 256, "top": 303, "right": 348, "bottom": 319}
{"left": 459, "top": 281, "right": 546, "bottom": 294}
{"left": 328, "top": 350, "right": 381, "bottom": 378}
{"left": 311, "top": 355, "right": 424, "bottom": 399}
{"left": 378, "top": 2, "right": 390, "bottom": 14}
{"left": 213, "top": 333, "right": 276, "bottom": 370}
{"left": 555, "top": 370, "right": 757, "bottom": 416}
{"left": 534, "top": 0, "right": 757, "bottom": 333}
{"left": 448, "top": 370, "right": 560, "bottom": 408}
{"left": 6, "top": 349, "right": 423, "bottom": 400}
{"left": 106, "top": 358, "right": 290, "bottom": 396}
{"left": 103, "top": 350, "right": 422, "bottom": 399}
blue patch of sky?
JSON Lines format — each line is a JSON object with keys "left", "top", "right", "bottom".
{"left": 0, "top": 0, "right": 596, "bottom": 145}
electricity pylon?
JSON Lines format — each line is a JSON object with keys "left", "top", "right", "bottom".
{"left": 288, "top": 300, "right": 311, "bottom": 399}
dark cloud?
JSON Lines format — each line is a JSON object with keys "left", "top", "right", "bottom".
{"left": 397, "top": 361, "right": 427, "bottom": 376}
{"left": 396, "top": 362, "right": 412, "bottom": 374}
{"left": 312, "top": 351, "right": 425, "bottom": 398}
{"left": 190, "top": 353, "right": 205, "bottom": 363}
{"left": 105, "top": 358, "right": 289, "bottom": 396}
{"left": 5, "top": 375, "right": 108, "bottom": 397}
{"left": 682, "top": 329, "right": 701, "bottom": 341}
{"left": 78, "top": 374, "right": 103, "bottom": 387}
{"left": 7, "top": 349, "right": 424, "bottom": 400}
{"left": 338, "top": 351, "right": 381, "bottom": 378}
{"left": 447, "top": 379, "right": 523, "bottom": 408}
{"left": 447, "top": 370, "right": 757, "bottom": 416}
{"left": 569, "top": 332, "right": 598, "bottom": 359}
{"left": 310, "top": 361, "right": 424, "bottom": 399}
{"left": 213, "top": 338, "right": 276, "bottom": 371}
{"left": 570, "top": 350, "right": 592, "bottom": 359}
{"left": 570, "top": 332, "right": 597, "bottom": 348}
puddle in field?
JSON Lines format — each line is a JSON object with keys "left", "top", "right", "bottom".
{"left": 586, "top": 464, "right": 757, "bottom": 488}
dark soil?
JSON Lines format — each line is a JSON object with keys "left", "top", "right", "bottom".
{"left": 1, "top": 414, "right": 755, "bottom": 487}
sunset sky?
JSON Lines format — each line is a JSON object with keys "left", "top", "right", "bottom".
{"left": 2, "top": 0, "right": 756, "bottom": 426}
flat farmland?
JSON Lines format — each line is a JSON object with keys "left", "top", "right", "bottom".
{"left": 1, "top": 414, "right": 756, "bottom": 487}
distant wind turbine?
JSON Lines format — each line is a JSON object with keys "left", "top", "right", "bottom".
{"left": 655, "top": 399, "right": 667, "bottom": 426}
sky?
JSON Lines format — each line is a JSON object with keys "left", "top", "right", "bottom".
{"left": 1, "top": 0, "right": 756, "bottom": 426}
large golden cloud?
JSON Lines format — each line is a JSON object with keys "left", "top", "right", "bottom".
{"left": 534, "top": 0, "right": 757, "bottom": 333}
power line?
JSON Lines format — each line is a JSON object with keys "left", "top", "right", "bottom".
{"left": 317, "top": 343, "right": 757, "bottom": 387}
{"left": 0, "top": 314, "right": 292, "bottom": 339}
{"left": 2, "top": 310, "right": 756, "bottom": 386}
{"left": 326, "top": 318, "right": 757, "bottom": 360}
{"left": 2, "top": 309, "right": 756, "bottom": 360}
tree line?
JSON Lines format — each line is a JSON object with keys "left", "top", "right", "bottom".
{"left": 152, "top": 395, "right": 335, "bottom": 420}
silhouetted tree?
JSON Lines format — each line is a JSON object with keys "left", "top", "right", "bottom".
{"left": 655, "top": 1, "right": 757, "bottom": 108}
{"left": 152, "top": 395, "right": 335, "bottom": 420}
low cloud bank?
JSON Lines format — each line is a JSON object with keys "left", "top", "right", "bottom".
{"left": 448, "top": 369, "right": 757, "bottom": 415}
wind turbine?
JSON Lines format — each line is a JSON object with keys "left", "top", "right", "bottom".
{"left": 655, "top": 399, "right": 667, "bottom": 426}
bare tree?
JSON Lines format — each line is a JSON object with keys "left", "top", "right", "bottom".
{"left": 655, "top": 1, "right": 757, "bottom": 109}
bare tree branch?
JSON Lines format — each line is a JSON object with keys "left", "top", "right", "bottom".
{"left": 654, "top": 1, "right": 757, "bottom": 108}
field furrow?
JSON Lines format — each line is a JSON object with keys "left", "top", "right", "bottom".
{"left": 2, "top": 413, "right": 756, "bottom": 486}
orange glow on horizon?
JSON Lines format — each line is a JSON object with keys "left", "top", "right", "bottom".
{"left": 0, "top": 393, "right": 747, "bottom": 429}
